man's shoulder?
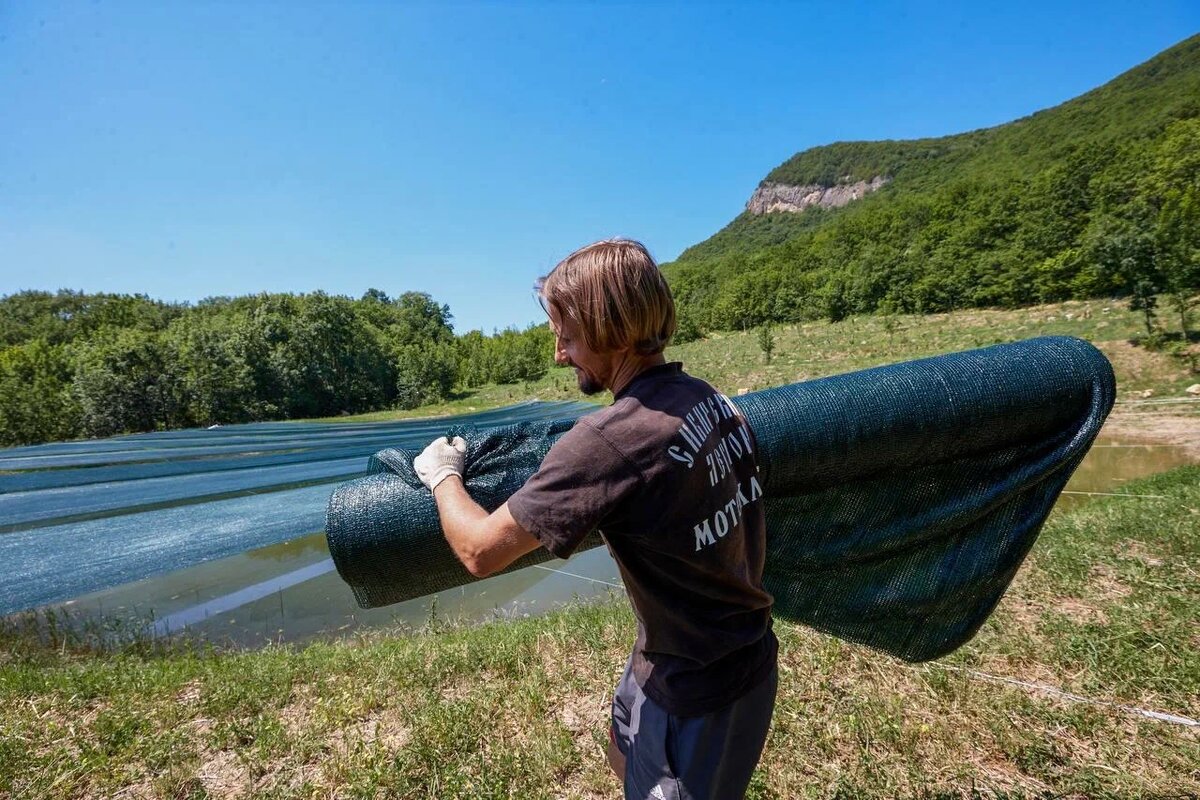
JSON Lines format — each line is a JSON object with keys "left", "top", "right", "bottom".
{"left": 614, "top": 366, "right": 716, "bottom": 411}
{"left": 574, "top": 370, "right": 720, "bottom": 464}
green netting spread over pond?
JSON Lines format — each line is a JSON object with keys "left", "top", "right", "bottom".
{"left": 0, "top": 401, "right": 597, "bottom": 614}
{"left": 326, "top": 336, "right": 1115, "bottom": 662}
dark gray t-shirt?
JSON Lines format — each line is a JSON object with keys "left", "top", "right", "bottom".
{"left": 507, "top": 362, "right": 776, "bottom": 716}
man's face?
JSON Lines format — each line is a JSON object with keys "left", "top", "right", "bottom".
{"left": 548, "top": 308, "right": 608, "bottom": 396}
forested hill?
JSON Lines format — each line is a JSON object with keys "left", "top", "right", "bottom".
{"left": 663, "top": 33, "right": 1200, "bottom": 333}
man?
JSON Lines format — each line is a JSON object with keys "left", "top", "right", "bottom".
{"left": 413, "top": 238, "right": 777, "bottom": 799}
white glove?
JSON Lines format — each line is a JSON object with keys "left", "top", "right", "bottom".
{"left": 414, "top": 436, "right": 467, "bottom": 492}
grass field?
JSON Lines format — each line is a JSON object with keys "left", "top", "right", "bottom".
{"left": 4, "top": 297, "right": 1197, "bottom": 798}
{"left": 1, "top": 466, "right": 1197, "bottom": 798}
{"left": 315, "top": 297, "right": 1200, "bottom": 426}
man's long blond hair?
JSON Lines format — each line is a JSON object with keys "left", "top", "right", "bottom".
{"left": 537, "top": 238, "right": 677, "bottom": 356}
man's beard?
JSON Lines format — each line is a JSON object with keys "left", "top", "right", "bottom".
{"left": 574, "top": 366, "right": 604, "bottom": 396}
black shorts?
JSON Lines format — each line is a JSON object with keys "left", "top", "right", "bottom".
{"left": 610, "top": 655, "right": 777, "bottom": 800}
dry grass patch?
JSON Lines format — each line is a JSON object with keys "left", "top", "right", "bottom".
{"left": 1116, "top": 539, "right": 1166, "bottom": 568}
{"left": 327, "top": 707, "right": 411, "bottom": 754}
{"left": 175, "top": 679, "right": 203, "bottom": 707}
{"left": 277, "top": 695, "right": 314, "bottom": 738}
{"left": 196, "top": 749, "right": 252, "bottom": 798}
{"left": 1086, "top": 563, "right": 1133, "bottom": 603}
{"left": 1051, "top": 597, "right": 1109, "bottom": 625}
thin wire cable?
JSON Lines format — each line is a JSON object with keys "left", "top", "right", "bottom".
{"left": 1114, "top": 397, "right": 1200, "bottom": 405}
{"left": 1060, "top": 490, "right": 1167, "bottom": 498}
{"left": 1090, "top": 443, "right": 1189, "bottom": 448}
{"left": 532, "top": 564, "right": 625, "bottom": 591}
{"left": 931, "top": 664, "right": 1200, "bottom": 728}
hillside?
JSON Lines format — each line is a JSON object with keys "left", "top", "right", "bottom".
{"left": 665, "top": 34, "right": 1200, "bottom": 333}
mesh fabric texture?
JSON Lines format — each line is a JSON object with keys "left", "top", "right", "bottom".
{"left": 325, "top": 335, "right": 1115, "bottom": 661}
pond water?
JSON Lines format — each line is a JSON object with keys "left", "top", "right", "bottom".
{"left": 0, "top": 403, "right": 1193, "bottom": 648}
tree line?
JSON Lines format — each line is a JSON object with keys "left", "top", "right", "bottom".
{"left": 0, "top": 289, "right": 553, "bottom": 446}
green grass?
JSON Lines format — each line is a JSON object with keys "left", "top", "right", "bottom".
{"left": 5, "top": 296, "right": 1195, "bottom": 797}
{"left": 2, "top": 466, "right": 1198, "bottom": 798}
{"left": 315, "top": 296, "right": 1199, "bottom": 426}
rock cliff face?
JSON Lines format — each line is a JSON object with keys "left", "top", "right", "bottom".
{"left": 746, "top": 176, "right": 890, "bottom": 215}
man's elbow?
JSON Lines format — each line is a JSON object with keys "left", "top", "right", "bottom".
{"left": 453, "top": 538, "right": 497, "bottom": 578}
{"left": 463, "top": 555, "right": 497, "bottom": 579}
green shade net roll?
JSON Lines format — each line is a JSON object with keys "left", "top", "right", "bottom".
{"left": 326, "top": 335, "right": 1115, "bottom": 662}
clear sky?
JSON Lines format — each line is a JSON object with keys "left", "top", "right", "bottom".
{"left": 2, "top": 2, "right": 1197, "bottom": 334}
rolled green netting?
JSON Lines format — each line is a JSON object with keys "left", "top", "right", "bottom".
{"left": 326, "top": 335, "right": 1115, "bottom": 662}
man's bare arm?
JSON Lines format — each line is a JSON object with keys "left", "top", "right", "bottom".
{"left": 432, "top": 477, "right": 542, "bottom": 578}
{"left": 413, "top": 435, "right": 542, "bottom": 577}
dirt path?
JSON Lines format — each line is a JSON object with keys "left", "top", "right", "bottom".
{"left": 1099, "top": 409, "right": 1200, "bottom": 461}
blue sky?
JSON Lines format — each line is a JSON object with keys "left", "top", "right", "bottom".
{"left": 2, "top": 2, "right": 1197, "bottom": 334}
